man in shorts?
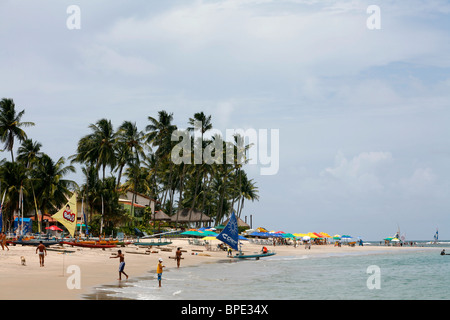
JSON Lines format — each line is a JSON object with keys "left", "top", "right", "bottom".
{"left": 175, "top": 247, "right": 182, "bottom": 268}
{"left": 110, "top": 249, "right": 128, "bottom": 280}
{"left": 36, "top": 241, "right": 47, "bottom": 267}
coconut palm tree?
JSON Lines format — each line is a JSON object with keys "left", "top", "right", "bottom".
{"left": 17, "top": 138, "right": 43, "bottom": 169}
{"left": 0, "top": 98, "right": 35, "bottom": 162}
{"left": 115, "top": 121, "right": 145, "bottom": 188}
{"left": 31, "top": 154, "right": 77, "bottom": 215}
{"left": 237, "top": 173, "right": 259, "bottom": 217}
{"left": 72, "top": 118, "right": 117, "bottom": 180}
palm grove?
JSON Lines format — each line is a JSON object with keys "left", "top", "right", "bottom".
{"left": 0, "top": 98, "right": 259, "bottom": 236}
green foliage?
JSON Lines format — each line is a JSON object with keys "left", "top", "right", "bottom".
{"left": 0, "top": 101, "right": 259, "bottom": 235}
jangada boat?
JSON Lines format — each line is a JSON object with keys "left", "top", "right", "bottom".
{"left": 217, "top": 211, "right": 276, "bottom": 260}
{"left": 10, "top": 239, "right": 62, "bottom": 247}
{"left": 133, "top": 240, "right": 173, "bottom": 246}
{"left": 61, "top": 241, "right": 117, "bottom": 248}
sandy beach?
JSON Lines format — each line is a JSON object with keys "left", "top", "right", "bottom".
{"left": 0, "top": 239, "right": 428, "bottom": 300}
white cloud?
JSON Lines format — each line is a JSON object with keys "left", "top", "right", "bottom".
{"left": 320, "top": 151, "right": 392, "bottom": 191}
{"left": 398, "top": 167, "right": 437, "bottom": 196}
{"left": 79, "top": 45, "right": 159, "bottom": 76}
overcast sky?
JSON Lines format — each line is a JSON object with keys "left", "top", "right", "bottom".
{"left": 1, "top": 0, "right": 449, "bottom": 240}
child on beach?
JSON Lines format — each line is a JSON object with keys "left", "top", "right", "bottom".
{"left": 110, "top": 250, "right": 128, "bottom": 280}
{"left": 157, "top": 258, "right": 165, "bottom": 287}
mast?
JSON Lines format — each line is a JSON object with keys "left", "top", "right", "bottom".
{"left": 80, "top": 197, "right": 84, "bottom": 235}
{"left": 19, "top": 185, "right": 24, "bottom": 236}
{"left": 100, "top": 195, "right": 104, "bottom": 236}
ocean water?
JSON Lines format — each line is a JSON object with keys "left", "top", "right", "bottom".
{"left": 86, "top": 245, "right": 450, "bottom": 300}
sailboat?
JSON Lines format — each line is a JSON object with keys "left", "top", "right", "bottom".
{"left": 132, "top": 230, "right": 175, "bottom": 246}
{"left": 217, "top": 211, "right": 275, "bottom": 260}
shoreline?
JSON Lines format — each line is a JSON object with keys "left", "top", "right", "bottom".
{"left": 0, "top": 240, "right": 441, "bottom": 300}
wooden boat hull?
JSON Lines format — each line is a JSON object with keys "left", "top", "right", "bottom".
{"left": 10, "top": 240, "right": 61, "bottom": 247}
{"left": 133, "top": 241, "right": 173, "bottom": 246}
{"left": 78, "top": 240, "right": 119, "bottom": 245}
{"left": 61, "top": 241, "right": 116, "bottom": 248}
{"left": 230, "top": 252, "right": 276, "bottom": 260}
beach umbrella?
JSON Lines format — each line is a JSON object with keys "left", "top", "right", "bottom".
{"left": 319, "top": 232, "right": 332, "bottom": 238}
{"left": 181, "top": 230, "right": 207, "bottom": 237}
{"left": 282, "top": 233, "right": 296, "bottom": 239}
{"left": 46, "top": 225, "right": 63, "bottom": 231}
{"left": 302, "top": 236, "right": 311, "bottom": 241}
{"left": 294, "top": 233, "right": 307, "bottom": 237}
{"left": 391, "top": 238, "right": 400, "bottom": 242}
{"left": 202, "top": 236, "right": 218, "bottom": 241}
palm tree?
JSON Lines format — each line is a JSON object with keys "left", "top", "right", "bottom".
{"left": 31, "top": 154, "right": 78, "bottom": 215}
{"left": 145, "top": 110, "right": 177, "bottom": 211}
{"left": 115, "top": 121, "right": 145, "bottom": 188}
{"left": 72, "top": 118, "right": 117, "bottom": 180}
{"left": 17, "top": 138, "right": 43, "bottom": 168}
{"left": 145, "top": 111, "right": 177, "bottom": 157}
{"left": 0, "top": 159, "right": 29, "bottom": 230}
{"left": 237, "top": 173, "right": 259, "bottom": 217}
{"left": 0, "top": 98, "right": 35, "bottom": 162}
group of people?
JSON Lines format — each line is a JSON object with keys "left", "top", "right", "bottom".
{"left": 110, "top": 247, "right": 183, "bottom": 287}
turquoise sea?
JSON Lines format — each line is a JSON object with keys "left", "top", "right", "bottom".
{"left": 85, "top": 242, "right": 450, "bottom": 301}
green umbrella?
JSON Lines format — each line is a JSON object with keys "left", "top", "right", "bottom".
{"left": 282, "top": 233, "right": 297, "bottom": 239}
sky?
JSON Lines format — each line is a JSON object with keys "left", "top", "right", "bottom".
{"left": 0, "top": 0, "right": 449, "bottom": 240}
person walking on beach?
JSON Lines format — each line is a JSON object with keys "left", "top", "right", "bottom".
{"left": 175, "top": 247, "right": 182, "bottom": 268}
{"left": 110, "top": 250, "right": 128, "bottom": 280}
{"left": 36, "top": 241, "right": 47, "bottom": 267}
{"left": 1, "top": 232, "right": 9, "bottom": 251}
{"left": 157, "top": 258, "right": 165, "bottom": 287}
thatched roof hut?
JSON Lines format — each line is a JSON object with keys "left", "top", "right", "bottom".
{"left": 223, "top": 216, "right": 250, "bottom": 228}
{"left": 150, "top": 210, "right": 171, "bottom": 221}
{"left": 171, "top": 208, "right": 212, "bottom": 225}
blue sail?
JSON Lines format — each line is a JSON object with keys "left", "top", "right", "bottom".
{"left": 216, "top": 211, "right": 239, "bottom": 250}
{"left": 434, "top": 229, "right": 438, "bottom": 241}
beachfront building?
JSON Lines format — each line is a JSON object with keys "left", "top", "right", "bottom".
{"left": 118, "top": 190, "right": 157, "bottom": 223}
